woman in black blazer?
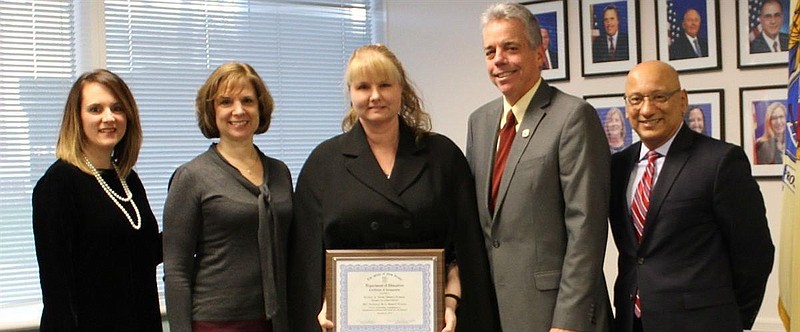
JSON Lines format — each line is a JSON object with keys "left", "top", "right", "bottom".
{"left": 288, "top": 44, "right": 500, "bottom": 332}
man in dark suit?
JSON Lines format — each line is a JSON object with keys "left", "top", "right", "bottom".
{"left": 592, "top": 5, "right": 629, "bottom": 62}
{"left": 467, "top": 3, "right": 612, "bottom": 331}
{"left": 610, "top": 60, "right": 774, "bottom": 332}
{"left": 669, "top": 8, "right": 708, "bottom": 60}
{"left": 750, "top": 0, "right": 789, "bottom": 53}
{"left": 540, "top": 27, "right": 558, "bottom": 69}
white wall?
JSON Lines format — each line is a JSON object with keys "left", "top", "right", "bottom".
{"left": 384, "top": 1, "right": 786, "bottom": 330}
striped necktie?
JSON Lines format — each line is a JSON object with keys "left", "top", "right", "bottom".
{"left": 631, "top": 150, "right": 662, "bottom": 318}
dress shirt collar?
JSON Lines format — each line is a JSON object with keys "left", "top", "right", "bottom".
{"left": 761, "top": 32, "right": 781, "bottom": 52}
{"left": 637, "top": 123, "right": 682, "bottom": 161}
{"left": 501, "top": 78, "right": 541, "bottom": 130}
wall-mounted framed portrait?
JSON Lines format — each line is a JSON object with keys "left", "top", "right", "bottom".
{"left": 584, "top": 93, "right": 638, "bottom": 154}
{"left": 656, "top": 0, "right": 721, "bottom": 72}
{"left": 685, "top": 89, "right": 724, "bottom": 139}
{"left": 523, "top": 0, "right": 569, "bottom": 82}
{"left": 579, "top": 0, "right": 641, "bottom": 77}
{"left": 740, "top": 85, "right": 788, "bottom": 177}
{"left": 736, "top": 0, "right": 794, "bottom": 68}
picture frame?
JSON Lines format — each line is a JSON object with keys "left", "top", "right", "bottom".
{"left": 523, "top": 0, "right": 569, "bottom": 82}
{"left": 584, "top": 93, "right": 639, "bottom": 153}
{"left": 656, "top": 0, "right": 721, "bottom": 73}
{"left": 325, "top": 249, "right": 445, "bottom": 332}
{"left": 685, "top": 89, "right": 725, "bottom": 140}
{"left": 740, "top": 85, "right": 788, "bottom": 177}
{"left": 579, "top": 0, "right": 641, "bottom": 77}
{"left": 736, "top": 0, "right": 794, "bottom": 68}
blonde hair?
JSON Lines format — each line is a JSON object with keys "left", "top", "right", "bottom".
{"left": 605, "top": 107, "right": 626, "bottom": 139}
{"left": 195, "top": 62, "right": 274, "bottom": 138}
{"left": 342, "top": 44, "right": 431, "bottom": 139}
{"left": 56, "top": 69, "right": 142, "bottom": 178}
{"left": 762, "top": 101, "right": 787, "bottom": 140}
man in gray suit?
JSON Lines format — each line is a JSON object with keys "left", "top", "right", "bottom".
{"left": 466, "top": 3, "right": 612, "bottom": 331}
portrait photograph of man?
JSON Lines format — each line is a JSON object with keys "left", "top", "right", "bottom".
{"left": 535, "top": 12, "right": 560, "bottom": 70}
{"left": 749, "top": 0, "right": 789, "bottom": 54}
{"left": 668, "top": 1, "right": 710, "bottom": 60}
{"left": 591, "top": 1, "right": 630, "bottom": 63}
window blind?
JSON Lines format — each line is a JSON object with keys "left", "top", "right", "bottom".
{"left": 104, "top": 0, "right": 373, "bottom": 310}
{"left": 0, "top": 0, "right": 75, "bottom": 327}
{"left": 0, "top": 0, "right": 373, "bottom": 328}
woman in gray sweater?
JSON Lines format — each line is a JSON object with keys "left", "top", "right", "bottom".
{"left": 163, "top": 62, "right": 292, "bottom": 332}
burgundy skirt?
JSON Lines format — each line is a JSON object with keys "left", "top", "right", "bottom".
{"left": 191, "top": 319, "right": 273, "bottom": 332}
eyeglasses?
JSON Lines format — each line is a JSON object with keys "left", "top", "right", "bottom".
{"left": 623, "top": 89, "right": 683, "bottom": 106}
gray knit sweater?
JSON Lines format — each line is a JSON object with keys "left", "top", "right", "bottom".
{"left": 163, "top": 144, "right": 292, "bottom": 332}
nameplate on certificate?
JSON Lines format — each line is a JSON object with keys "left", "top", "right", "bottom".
{"left": 325, "top": 249, "right": 444, "bottom": 332}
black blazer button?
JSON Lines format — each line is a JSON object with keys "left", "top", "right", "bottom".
{"left": 370, "top": 221, "right": 380, "bottom": 230}
{"left": 402, "top": 220, "right": 412, "bottom": 229}
{"left": 492, "top": 240, "right": 500, "bottom": 248}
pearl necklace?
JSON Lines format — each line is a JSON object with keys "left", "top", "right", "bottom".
{"left": 82, "top": 155, "right": 142, "bottom": 230}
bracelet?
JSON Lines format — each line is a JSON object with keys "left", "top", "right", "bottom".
{"left": 444, "top": 293, "right": 461, "bottom": 303}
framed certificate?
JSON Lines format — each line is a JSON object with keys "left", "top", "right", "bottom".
{"left": 325, "top": 249, "right": 445, "bottom": 332}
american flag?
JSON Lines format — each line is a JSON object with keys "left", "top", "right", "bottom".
{"left": 749, "top": 0, "right": 765, "bottom": 42}
{"left": 667, "top": 1, "right": 681, "bottom": 45}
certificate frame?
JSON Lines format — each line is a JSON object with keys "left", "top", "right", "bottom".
{"left": 325, "top": 249, "right": 444, "bottom": 332}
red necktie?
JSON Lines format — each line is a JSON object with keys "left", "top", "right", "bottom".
{"left": 630, "top": 150, "right": 662, "bottom": 318}
{"left": 490, "top": 111, "right": 517, "bottom": 213}
{"left": 543, "top": 54, "right": 551, "bottom": 69}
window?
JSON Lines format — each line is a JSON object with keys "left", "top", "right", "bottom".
{"left": 0, "top": 1, "right": 75, "bottom": 328}
{"left": 0, "top": 0, "right": 375, "bottom": 328}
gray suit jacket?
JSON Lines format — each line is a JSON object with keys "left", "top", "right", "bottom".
{"left": 466, "top": 82, "right": 612, "bottom": 331}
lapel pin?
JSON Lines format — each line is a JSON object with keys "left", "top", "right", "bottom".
{"left": 521, "top": 129, "right": 530, "bottom": 138}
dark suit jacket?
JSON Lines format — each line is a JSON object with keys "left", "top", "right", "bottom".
{"left": 609, "top": 126, "right": 774, "bottom": 332}
{"left": 669, "top": 34, "right": 708, "bottom": 60}
{"left": 466, "top": 82, "right": 612, "bottom": 331}
{"left": 750, "top": 32, "right": 790, "bottom": 53}
{"left": 288, "top": 120, "right": 501, "bottom": 332}
{"left": 592, "top": 32, "right": 630, "bottom": 62}
{"left": 542, "top": 48, "right": 558, "bottom": 69}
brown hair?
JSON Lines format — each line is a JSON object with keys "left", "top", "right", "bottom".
{"left": 342, "top": 44, "right": 431, "bottom": 139}
{"left": 195, "top": 62, "right": 274, "bottom": 138}
{"left": 56, "top": 69, "right": 142, "bottom": 178}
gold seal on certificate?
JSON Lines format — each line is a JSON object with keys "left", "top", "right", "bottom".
{"left": 325, "top": 249, "right": 444, "bottom": 332}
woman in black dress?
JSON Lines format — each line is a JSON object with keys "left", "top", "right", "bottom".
{"left": 288, "top": 45, "right": 500, "bottom": 332}
{"left": 32, "top": 69, "right": 162, "bottom": 331}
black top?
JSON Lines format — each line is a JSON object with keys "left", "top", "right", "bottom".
{"left": 33, "top": 160, "right": 162, "bottom": 331}
{"left": 288, "top": 120, "right": 501, "bottom": 332}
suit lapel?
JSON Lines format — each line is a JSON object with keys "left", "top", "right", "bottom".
{"left": 390, "top": 124, "right": 427, "bottom": 196}
{"left": 619, "top": 142, "right": 642, "bottom": 250}
{"left": 492, "top": 83, "right": 552, "bottom": 219}
{"left": 479, "top": 100, "right": 503, "bottom": 218}
{"left": 641, "top": 126, "right": 694, "bottom": 246}
{"left": 341, "top": 122, "right": 407, "bottom": 208}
